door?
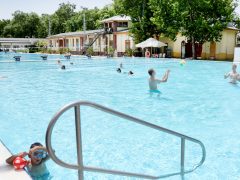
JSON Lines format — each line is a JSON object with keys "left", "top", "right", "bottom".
{"left": 210, "top": 42, "right": 216, "bottom": 59}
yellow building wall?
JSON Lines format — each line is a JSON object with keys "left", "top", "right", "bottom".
{"left": 116, "top": 32, "right": 134, "bottom": 52}
{"left": 159, "top": 34, "right": 186, "bottom": 58}
{"left": 202, "top": 29, "right": 236, "bottom": 60}
{"left": 167, "top": 29, "right": 237, "bottom": 60}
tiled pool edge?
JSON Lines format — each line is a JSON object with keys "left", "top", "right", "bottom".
{"left": 0, "top": 139, "right": 31, "bottom": 180}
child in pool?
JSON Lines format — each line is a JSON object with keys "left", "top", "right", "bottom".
{"left": 6, "top": 142, "right": 51, "bottom": 180}
{"left": 224, "top": 64, "right": 240, "bottom": 84}
{"left": 148, "top": 68, "right": 170, "bottom": 94}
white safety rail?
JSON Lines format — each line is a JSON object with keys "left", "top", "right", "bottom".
{"left": 46, "top": 101, "right": 206, "bottom": 180}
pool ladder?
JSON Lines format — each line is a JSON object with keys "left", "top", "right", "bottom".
{"left": 46, "top": 101, "right": 206, "bottom": 179}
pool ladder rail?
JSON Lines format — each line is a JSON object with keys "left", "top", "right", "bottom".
{"left": 46, "top": 101, "right": 206, "bottom": 180}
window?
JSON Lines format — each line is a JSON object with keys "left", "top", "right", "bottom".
{"left": 76, "top": 39, "right": 79, "bottom": 48}
{"left": 117, "top": 22, "right": 128, "bottom": 27}
{"left": 65, "top": 39, "right": 69, "bottom": 47}
{"left": 125, "top": 40, "right": 130, "bottom": 50}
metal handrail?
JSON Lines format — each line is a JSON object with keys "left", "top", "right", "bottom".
{"left": 46, "top": 101, "right": 206, "bottom": 180}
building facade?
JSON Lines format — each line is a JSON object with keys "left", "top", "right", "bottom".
{"left": 47, "top": 15, "right": 134, "bottom": 56}
{"left": 159, "top": 27, "right": 239, "bottom": 60}
{"left": 48, "top": 15, "right": 238, "bottom": 60}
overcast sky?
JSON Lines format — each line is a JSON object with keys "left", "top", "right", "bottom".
{"left": 0, "top": 0, "right": 113, "bottom": 20}
{"left": 0, "top": 0, "right": 239, "bottom": 20}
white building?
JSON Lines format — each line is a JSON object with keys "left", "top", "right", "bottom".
{"left": 0, "top": 38, "right": 45, "bottom": 49}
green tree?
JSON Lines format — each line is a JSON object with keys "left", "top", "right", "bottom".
{"left": 0, "top": 19, "right": 10, "bottom": 37}
{"left": 37, "top": 14, "right": 50, "bottom": 38}
{"left": 51, "top": 3, "right": 76, "bottom": 34}
{"left": 114, "top": 0, "right": 161, "bottom": 43}
{"left": 0, "top": 2, "right": 119, "bottom": 38}
{"left": 3, "top": 24, "right": 14, "bottom": 37}
{"left": 150, "top": 0, "right": 235, "bottom": 58}
{"left": 2, "top": 11, "right": 41, "bottom": 38}
{"left": 26, "top": 12, "right": 41, "bottom": 37}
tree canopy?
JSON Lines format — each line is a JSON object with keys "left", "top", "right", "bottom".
{"left": 0, "top": 2, "right": 118, "bottom": 38}
{"left": 114, "top": 0, "right": 162, "bottom": 43}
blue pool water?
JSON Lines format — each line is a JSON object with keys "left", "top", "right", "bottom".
{"left": 1, "top": 52, "right": 240, "bottom": 180}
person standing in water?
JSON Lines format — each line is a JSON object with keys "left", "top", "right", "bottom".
{"left": 224, "top": 64, "right": 240, "bottom": 84}
{"left": 148, "top": 68, "right": 170, "bottom": 95}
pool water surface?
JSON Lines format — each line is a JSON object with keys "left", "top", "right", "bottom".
{"left": 0, "top": 53, "right": 240, "bottom": 179}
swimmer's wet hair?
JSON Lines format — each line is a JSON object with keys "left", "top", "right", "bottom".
{"left": 148, "top": 69, "right": 154, "bottom": 76}
{"left": 30, "top": 142, "right": 43, "bottom": 149}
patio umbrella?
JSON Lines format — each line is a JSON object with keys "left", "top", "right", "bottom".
{"left": 136, "top": 38, "right": 167, "bottom": 48}
{"left": 135, "top": 41, "right": 146, "bottom": 48}
{"left": 135, "top": 38, "right": 167, "bottom": 57}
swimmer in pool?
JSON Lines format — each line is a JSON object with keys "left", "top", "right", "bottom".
{"left": 0, "top": 76, "right": 7, "bottom": 79}
{"left": 6, "top": 142, "right": 51, "bottom": 180}
{"left": 148, "top": 68, "right": 170, "bottom": 94}
{"left": 61, "top": 65, "right": 66, "bottom": 70}
{"left": 57, "top": 59, "right": 61, "bottom": 64}
{"left": 224, "top": 64, "right": 240, "bottom": 84}
{"left": 116, "top": 68, "right": 121, "bottom": 73}
{"left": 128, "top": 71, "right": 134, "bottom": 75}
{"left": 120, "top": 63, "right": 123, "bottom": 69}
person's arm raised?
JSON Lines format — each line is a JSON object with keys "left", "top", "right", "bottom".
{"left": 224, "top": 72, "right": 230, "bottom": 79}
{"left": 161, "top": 70, "right": 170, "bottom": 82}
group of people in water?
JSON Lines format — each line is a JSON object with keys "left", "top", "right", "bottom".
{"left": 148, "top": 63, "right": 240, "bottom": 97}
{"left": 116, "top": 63, "right": 134, "bottom": 75}
{"left": 57, "top": 59, "right": 74, "bottom": 70}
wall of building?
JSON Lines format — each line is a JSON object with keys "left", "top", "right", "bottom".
{"left": 160, "top": 29, "right": 237, "bottom": 60}
{"left": 202, "top": 29, "right": 236, "bottom": 60}
{"left": 159, "top": 34, "right": 186, "bottom": 58}
{"left": 115, "top": 32, "right": 134, "bottom": 53}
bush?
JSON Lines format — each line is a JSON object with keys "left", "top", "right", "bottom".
{"left": 125, "top": 48, "right": 134, "bottom": 57}
{"left": 27, "top": 45, "right": 39, "bottom": 53}
{"left": 16, "top": 49, "right": 29, "bottom": 53}
{"left": 59, "top": 48, "right": 70, "bottom": 54}
{"left": 86, "top": 47, "right": 94, "bottom": 56}
{"left": 108, "top": 46, "right": 115, "bottom": 56}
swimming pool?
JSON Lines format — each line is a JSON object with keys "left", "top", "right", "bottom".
{"left": 1, "top": 52, "right": 240, "bottom": 179}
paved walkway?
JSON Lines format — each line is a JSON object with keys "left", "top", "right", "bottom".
{"left": 0, "top": 140, "right": 31, "bottom": 180}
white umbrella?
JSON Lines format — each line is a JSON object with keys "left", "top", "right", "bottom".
{"left": 143, "top": 38, "right": 167, "bottom": 48}
{"left": 136, "top": 38, "right": 167, "bottom": 57}
{"left": 135, "top": 41, "right": 146, "bottom": 48}
{"left": 136, "top": 38, "right": 167, "bottom": 48}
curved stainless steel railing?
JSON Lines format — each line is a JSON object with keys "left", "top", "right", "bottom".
{"left": 46, "top": 101, "right": 206, "bottom": 180}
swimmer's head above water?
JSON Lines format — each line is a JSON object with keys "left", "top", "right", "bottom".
{"left": 148, "top": 68, "right": 156, "bottom": 77}
{"left": 128, "top": 71, "right": 134, "bottom": 75}
{"left": 116, "top": 68, "right": 121, "bottom": 73}
{"left": 232, "top": 64, "right": 237, "bottom": 72}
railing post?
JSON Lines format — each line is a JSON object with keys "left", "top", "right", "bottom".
{"left": 75, "top": 105, "right": 84, "bottom": 180}
{"left": 180, "top": 138, "right": 185, "bottom": 175}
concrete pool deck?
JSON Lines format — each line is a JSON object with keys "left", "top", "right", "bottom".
{"left": 0, "top": 140, "right": 31, "bottom": 180}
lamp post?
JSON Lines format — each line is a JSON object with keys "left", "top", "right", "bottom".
{"left": 48, "top": 16, "right": 51, "bottom": 36}
{"left": 81, "top": 6, "right": 87, "bottom": 48}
